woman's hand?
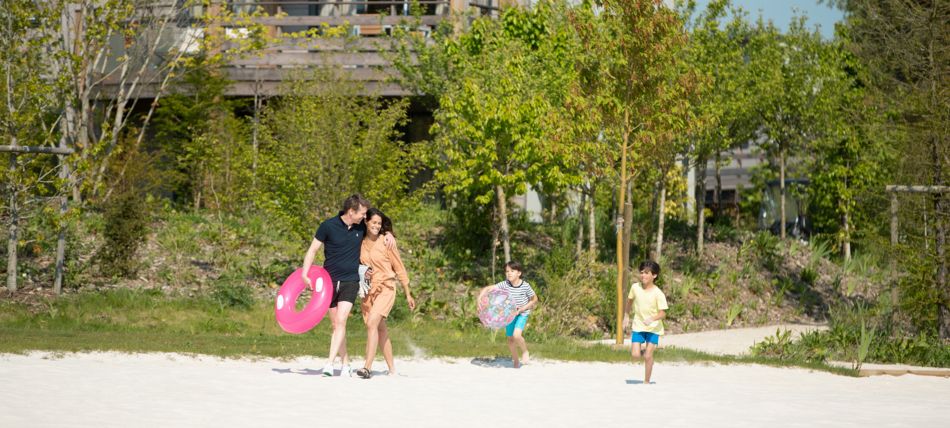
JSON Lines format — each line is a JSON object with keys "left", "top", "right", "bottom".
{"left": 302, "top": 275, "right": 313, "bottom": 291}
{"left": 406, "top": 295, "right": 416, "bottom": 311}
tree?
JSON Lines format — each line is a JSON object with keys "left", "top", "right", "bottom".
{"left": 679, "top": 0, "right": 756, "bottom": 257}
{"left": 254, "top": 70, "right": 410, "bottom": 240}
{"left": 829, "top": 0, "right": 949, "bottom": 337}
{"left": 805, "top": 29, "right": 892, "bottom": 261}
{"left": 401, "top": 3, "right": 581, "bottom": 266}
{"left": 1, "top": 1, "right": 63, "bottom": 291}
{"left": 572, "top": 0, "right": 699, "bottom": 344}
{"left": 749, "top": 17, "right": 829, "bottom": 241}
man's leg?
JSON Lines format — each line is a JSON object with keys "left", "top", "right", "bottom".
{"left": 327, "top": 301, "right": 353, "bottom": 370}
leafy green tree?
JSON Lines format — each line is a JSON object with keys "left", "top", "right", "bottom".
{"left": 572, "top": 0, "right": 700, "bottom": 343}
{"left": 829, "top": 0, "right": 949, "bottom": 337}
{"left": 679, "top": 0, "right": 758, "bottom": 257}
{"left": 805, "top": 31, "right": 892, "bottom": 261}
{"left": 254, "top": 70, "right": 410, "bottom": 240}
{"left": 396, "top": 3, "right": 582, "bottom": 265}
{"left": 1, "top": 1, "right": 63, "bottom": 291}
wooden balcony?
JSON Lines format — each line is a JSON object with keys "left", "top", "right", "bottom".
{"left": 99, "top": 0, "right": 505, "bottom": 98}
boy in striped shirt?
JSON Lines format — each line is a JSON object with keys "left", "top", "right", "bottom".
{"left": 478, "top": 261, "right": 538, "bottom": 368}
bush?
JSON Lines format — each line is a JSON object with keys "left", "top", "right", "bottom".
{"left": 211, "top": 279, "right": 254, "bottom": 309}
{"left": 743, "top": 232, "right": 781, "bottom": 270}
{"left": 531, "top": 257, "right": 614, "bottom": 338}
{"left": 96, "top": 192, "right": 150, "bottom": 278}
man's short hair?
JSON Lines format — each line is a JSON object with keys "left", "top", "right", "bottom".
{"left": 342, "top": 194, "right": 372, "bottom": 213}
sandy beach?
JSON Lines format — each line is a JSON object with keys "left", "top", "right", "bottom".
{"left": 2, "top": 351, "right": 948, "bottom": 428}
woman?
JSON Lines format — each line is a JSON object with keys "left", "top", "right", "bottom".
{"left": 356, "top": 208, "right": 415, "bottom": 379}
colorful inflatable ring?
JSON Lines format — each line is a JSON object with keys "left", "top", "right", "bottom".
{"left": 275, "top": 266, "right": 333, "bottom": 334}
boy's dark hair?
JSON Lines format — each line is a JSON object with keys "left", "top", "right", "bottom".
{"left": 341, "top": 194, "right": 371, "bottom": 213}
{"left": 639, "top": 260, "right": 661, "bottom": 277}
{"left": 505, "top": 261, "right": 524, "bottom": 274}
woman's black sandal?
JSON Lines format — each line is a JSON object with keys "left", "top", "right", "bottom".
{"left": 356, "top": 368, "right": 372, "bottom": 379}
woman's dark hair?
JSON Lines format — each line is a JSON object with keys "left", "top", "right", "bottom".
{"left": 505, "top": 261, "right": 524, "bottom": 274}
{"left": 365, "top": 207, "right": 394, "bottom": 237}
{"left": 639, "top": 260, "right": 661, "bottom": 277}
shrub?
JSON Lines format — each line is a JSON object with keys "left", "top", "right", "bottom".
{"left": 211, "top": 279, "right": 254, "bottom": 309}
{"left": 96, "top": 192, "right": 150, "bottom": 278}
{"left": 531, "top": 258, "right": 614, "bottom": 338}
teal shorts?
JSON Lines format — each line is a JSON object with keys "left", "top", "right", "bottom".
{"left": 631, "top": 331, "right": 659, "bottom": 345}
{"left": 506, "top": 313, "right": 529, "bottom": 336}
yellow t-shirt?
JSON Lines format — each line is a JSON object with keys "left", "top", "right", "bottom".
{"left": 628, "top": 282, "right": 669, "bottom": 335}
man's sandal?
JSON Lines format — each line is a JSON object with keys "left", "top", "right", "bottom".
{"left": 356, "top": 367, "right": 372, "bottom": 379}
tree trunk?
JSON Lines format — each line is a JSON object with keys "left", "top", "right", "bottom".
{"left": 576, "top": 187, "right": 586, "bottom": 256}
{"left": 696, "top": 157, "right": 707, "bottom": 258}
{"left": 735, "top": 184, "right": 741, "bottom": 226}
{"left": 622, "top": 181, "right": 634, "bottom": 302}
{"left": 496, "top": 184, "right": 511, "bottom": 263}
{"left": 934, "top": 141, "right": 948, "bottom": 339}
{"left": 54, "top": 121, "right": 72, "bottom": 295}
{"left": 491, "top": 225, "right": 499, "bottom": 281}
{"left": 6, "top": 151, "right": 17, "bottom": 292}
{"left": 842, "top": 211, "right": 852, "bottom": 261}
{"left": 715, "top": 151, "right": 722, "bottom": 220}
{"left": 937, "top": 201, "right": 948, "bottom": 339}
{"left": 656, "top": 180, "right": 667, "bottom": 262}
{"left": 615, "top": 117, "right": 630, "bottom": 345}
{"left": 588, "top": 180, "right": 596, "bottom": 258}
{"left": 780, "top": 146, "right": 787, "bottom": 240}
{"left": 252, "top": 85, "right": 261, "bottom": 191}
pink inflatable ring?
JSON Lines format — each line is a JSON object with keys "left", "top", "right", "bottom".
{"left": 275, "top": 266, "right": 333, "bottom": 334}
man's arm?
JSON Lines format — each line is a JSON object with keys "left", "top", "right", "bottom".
{"left": 301, "top": 238, "right": 323, "bottom": 290}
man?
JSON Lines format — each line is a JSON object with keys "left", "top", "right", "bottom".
{"left": 301, "top": 194, "right": 392, "bottom": 377}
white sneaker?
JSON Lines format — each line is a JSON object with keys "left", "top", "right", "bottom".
{"left": 341, "top": 364, "right": 352, "bottom": 377}
{"left": 322, "top": 363, "right": 334, "bottom": 377}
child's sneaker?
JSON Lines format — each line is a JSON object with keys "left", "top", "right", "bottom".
{"left": 322, "top": 363, "right": 334, "bottom": 377}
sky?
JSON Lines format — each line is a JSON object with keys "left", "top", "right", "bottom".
{"left": 691, "top": 0, "right": 845, "bottom": 39}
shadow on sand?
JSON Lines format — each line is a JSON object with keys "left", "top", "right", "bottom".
{"left": 470, "top": 357, "right": 517, "bottom": 368}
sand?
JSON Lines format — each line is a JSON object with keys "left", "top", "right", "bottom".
{"left": 2, "top": 350, "right": 948, "bottom": 428}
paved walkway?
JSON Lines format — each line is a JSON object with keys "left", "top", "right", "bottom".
{"left": 596, "top": 324, "right": 950, "bottom": 377}
{"left": 597, "top": 324, "right": 828, "bottom": 355}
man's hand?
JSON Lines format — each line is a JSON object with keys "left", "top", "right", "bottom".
{"left": 364, "top": 267, "right": 374, "bottom": 282}
{"left": 383, "top": 232, "right": 396, "bottom": 249}
{"left": 302, "top": 275, "right": 313, "bottom": 291}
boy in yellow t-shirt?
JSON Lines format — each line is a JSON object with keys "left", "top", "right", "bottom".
{"left": 626, "top": 260, "right": 668, "bottom": 384}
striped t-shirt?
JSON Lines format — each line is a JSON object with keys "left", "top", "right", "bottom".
{"left": 494, "top": 280, "right": 537, "bottom": 315}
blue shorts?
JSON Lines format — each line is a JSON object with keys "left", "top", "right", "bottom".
{"left": 506, "top": 313, "right": 529, "bottom": 337}
{"left": 631, "top": 331, "right": 659, "bottom": 345}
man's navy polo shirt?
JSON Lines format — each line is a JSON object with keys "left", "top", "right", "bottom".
{"left": 314, "top": 213, "right": 365, "bottom": 282}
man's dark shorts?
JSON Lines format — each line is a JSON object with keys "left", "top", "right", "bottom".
{"left": 330, "top": 281, "right": 360, "bottom": 308}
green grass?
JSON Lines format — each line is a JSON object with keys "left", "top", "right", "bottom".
{"left": 0, "top": 289, "right": 856, "bottom": 376}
